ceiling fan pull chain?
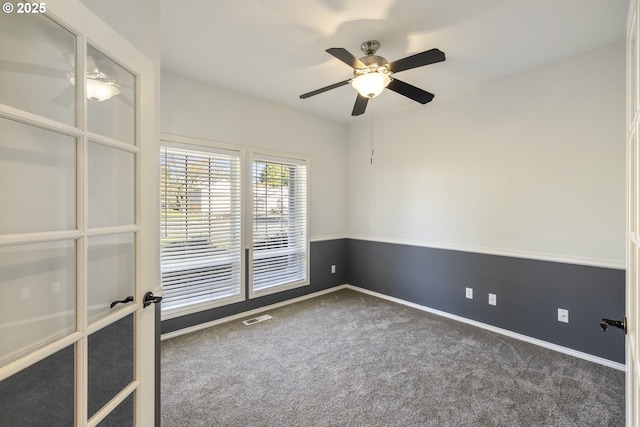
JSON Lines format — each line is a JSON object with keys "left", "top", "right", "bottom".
{"left": 370, "top": 97, "right": 375, "bottom": 165}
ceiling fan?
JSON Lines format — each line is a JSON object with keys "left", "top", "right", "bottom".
{"left": 0, "top": 54, "right": 131, "bottom": 106}
{"left": 300, "top": 40, "right": 445, "bottom": 116}
{"left": 66, "top": 55, "right": 121, "bottom": 102}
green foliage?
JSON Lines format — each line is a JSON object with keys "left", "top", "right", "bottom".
{"left": 260, "top": 164, "right": 289, "bottom": 187}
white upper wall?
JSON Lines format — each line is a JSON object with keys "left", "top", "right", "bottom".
{"left": 161, "top": 71, "right": 349, "bottom": 240}
{"left": 79, "top": 0, "right": 160, "bottom": 65}
{"left": 82, "top": 2, "right": 624, "bottom": 266}
{"left": 346, "top": 42, "right": 626, "bottom": 268}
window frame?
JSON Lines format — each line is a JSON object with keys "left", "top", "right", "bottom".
{"left": 247, "top": 149, "right": 310, "bottom": 299}
{"left": 159, "top": 134, "right": 245, "bottom": 320}
{"left": 158, "top": 138, "right": 311, "bottom": 318}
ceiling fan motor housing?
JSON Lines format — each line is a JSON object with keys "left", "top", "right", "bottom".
{"left": 359, "top": 54, "right": 388, "bottom": 68}
{"left": 355, "top": 41, "right": 390, "bottom": 80}
{"left": 360, "top": 40, "right": 381, "bottom": 55}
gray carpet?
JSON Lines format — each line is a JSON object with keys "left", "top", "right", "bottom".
{"left": 161, "top": 289, "right": 625, "bottom": 426}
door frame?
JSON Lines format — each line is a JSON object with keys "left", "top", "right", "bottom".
{"left": 0, "top": 1, "right": 159, "bottom": 425}
{"left": 627, "top": 0, "right": 640, "bottom": 425}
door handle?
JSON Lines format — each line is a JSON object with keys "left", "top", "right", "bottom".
{"left": 599, "top": 317, "right": 627, "bottom": 334}
{"left": 143, "top": 291, "right": 162, "bottom": 308}
{"left": 110, "top": 296, "right": 134, "bottom": 309}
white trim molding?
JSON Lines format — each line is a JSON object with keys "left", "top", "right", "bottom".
{"left": 161, "top": 286, "right": 342, "bottom": 341}
{"left": 344, "top": 285, "right": 626, "bottom": 372}
{"left": 309, "top": 234, "right": 348, "bottom": 242}
{"left": 162, "top": 283, "right": 625, "bottom": 371}
{"left": 347, "top": 235, "right": 626, "bottom": 270}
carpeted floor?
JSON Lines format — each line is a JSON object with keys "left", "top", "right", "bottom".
{"left": 161, "top": 289, "right": 625, "bottom": 426}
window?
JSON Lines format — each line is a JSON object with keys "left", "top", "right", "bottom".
{"left": 160, "top": 140, "right": 242, "bottom": 316}
{"left": 249, "top": 152, "right": 309, "bottom": 297}
{"left": 159, "top": 138, "right": 309, "bottom": 317}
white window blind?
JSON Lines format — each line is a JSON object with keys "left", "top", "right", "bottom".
{"left": 160, "top": 144, "right": 242, "bottom": 312}
{"left": 251, "top": 154, "right": 308, "bottom": 295}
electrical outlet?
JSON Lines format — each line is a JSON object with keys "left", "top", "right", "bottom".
{"left": 558, "top": 308, "right": 569, "bottom": 323}
{"left": 331, "top": 265, "right": 336, "bottom": 274}
{"left": 52, "top": 282, "right": 61, "bottom": 293}
{"left": 21, "top": 287, "right": 30, "bottom": 299}
{"left": 488, "top": 293, "right": 497, "bottom": 306}
{"left": 465, "top": 287, "right": 473, "bottom": 299}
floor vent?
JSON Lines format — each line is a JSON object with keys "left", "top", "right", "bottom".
{"left": 242, "top": 314, "right": 272, "bottom": 326}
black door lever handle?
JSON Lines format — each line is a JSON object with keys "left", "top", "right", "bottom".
{"left": 599, "top": 317, "right": 627, "bottom": 334}
{"left": 110, "top": 296, "right": 134, "bottom": 309}
{"left": 143, "top": 291, "right": 162, "bottom": 308}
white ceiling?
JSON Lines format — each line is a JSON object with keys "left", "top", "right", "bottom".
{"left": 161, "top": 0, "right": 629, "bottom": 124}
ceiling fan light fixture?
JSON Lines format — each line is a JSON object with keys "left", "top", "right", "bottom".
{"left": 68, "top": 74, "right": 120, "bottom": 101}
{"left": 351, "top": 71, "right": 391, "bottom": 98}
{"left": 86, "top": 78, "right": 120, "bottom": 101}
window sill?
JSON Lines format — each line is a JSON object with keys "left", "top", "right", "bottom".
{"left": 160, "top": 293, "right": 245, "bottom": 321}
{"left": 248, "top": 278, "right": 309, "bottom": 300}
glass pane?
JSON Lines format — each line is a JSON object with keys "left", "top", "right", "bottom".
{"left": 87, "top": 233, "right": 135, "bottom": 324}
{"left": 87, "top": 45, "right": 135, "bottom": 145}
{"left": 160, "top": 146, "right": 243, "bottom": 310}
{"left": 0, "top": 12, "right": 75, "bottom": 125}
{"left": 0, "top": 345, "right": 74, "bottom": 426}
{"left": 88, "top": 314, "right": 133, "bottom": 418}
{"left": 0, "top": 117, "right": 76, "bottom": 234}
{"left": 88, "top": 142, "right": 135, "bottom": 228}
{"left": 252, "top": 158, "right": 307, "bottom": 292}
{"left": 0, "top": 241, "right": 76, "bottom": 367}
{"left": 97, "top": 393, "right": 133, "bottom": 427}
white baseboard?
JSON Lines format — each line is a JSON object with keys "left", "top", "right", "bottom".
{"left": 343, "top": 285, "right": 626, "bottom": 372}
{"left": 161, "top": 283, "right": 625, "bottom": 372}
{"left": 160, "top": 286, "right": 347, "bottom": 341}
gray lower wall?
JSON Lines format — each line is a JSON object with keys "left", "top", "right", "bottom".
{"left": 347, "top": 239, "right": 626, "bottom": 363}
{"left": 161, "top": 239, "right": 349, "bottom": 335}
{"left": 162, "top": 237, "right": 626, "bottom": 364}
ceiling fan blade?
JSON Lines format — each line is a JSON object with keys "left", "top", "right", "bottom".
{"left": 300, "top": 79, "right": 351, "bottom": 99}
{"left": 351, "top": 94, "right": 369, "bottom": 116}
{"left": 0, "top": 60, "right": 69, "bottom": 79}
{"left": 387, "top": 48, "right": 445, "bottom": 74}
{"left": 87, "top": 55, "right": 100, "bottom": 74}
{"left": 117, "top": 93, "right": 134, "bottom": 108}
{"left": 387, "top": 78, "right": 434, "bottom": 104}
{"left": 326, "top": 48, "right": 366, "bottom": 69}
{"left": 52, "top": 85, "right": 74, "bottom": 108}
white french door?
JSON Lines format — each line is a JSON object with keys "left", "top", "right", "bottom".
{"left": 628, "top": 1, "right": 640, "bottom": 426}
{"left": 0, "top": 1, "right": 157, "bottom": 426}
